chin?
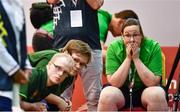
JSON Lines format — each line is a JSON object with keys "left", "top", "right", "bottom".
{"left": 52, "top": 80, "right": 61, "bottom": 85}
{"left": 71, "top": 71, "right": 78, "bottom": 76}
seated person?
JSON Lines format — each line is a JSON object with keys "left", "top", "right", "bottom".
{"left": 28, "top": 39, "right": 92, "bottom": 110}
{"left": 20, "top": 53, "right": 74, "bottom": 111}
{"left": 97, "top": 18, "right": 168, "bottom": 111}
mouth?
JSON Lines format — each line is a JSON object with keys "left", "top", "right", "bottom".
{"left": 55, "top": 76, "right": 61, "bottom": 82}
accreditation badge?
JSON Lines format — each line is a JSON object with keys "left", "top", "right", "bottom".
{"left": 70, "top": 10, "right": 83, "bottom": 27}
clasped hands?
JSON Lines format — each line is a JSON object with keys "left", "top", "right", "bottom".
{"left": 126, "top": 42, "right": 140, "bottom": 60}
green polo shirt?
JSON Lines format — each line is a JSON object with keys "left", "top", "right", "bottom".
{"left": 20, "top": 67, "right": 58, "bottom": 102}
{"left": 106, "top": 37, "right": 162, "bottom": 88}
{"left": 98, "top": 9, "right": 112, "bottom": 43}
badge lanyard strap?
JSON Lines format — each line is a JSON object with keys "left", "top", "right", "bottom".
{"left": 129, "top": 68, "right": 136, "bottom": 111}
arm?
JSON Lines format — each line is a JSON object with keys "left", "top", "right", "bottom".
{"left": 133, "top": 59, "right": 160, "bottom": 86}
{"left": 20, "top": 85, "right": 47, "bottom": 111}
{"left": 107, "top": 58, "right": 131, "bottom": 88}
{"left": 106, "top": 43, "right": 132, "bottom": 88}
{"left": 86, "top": 0, "right": 104, "bottom": 10}
{"left": 0, "top": 42, "right": 20, "bottom": 76}
{"left": 45, "top": 94, "right": 71, "bottom": 111}
{"left": 132, "top": 43, "right": 161, "bottom": 86}
{"left": 20, "top": 100, "right": 47, "bottom": 111}
{"left": 0, "top": 41, "right": 29, "bottom": 84}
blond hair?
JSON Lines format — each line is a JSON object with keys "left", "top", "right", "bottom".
{"left": 50, "top": 53, "right": 74, "bottom": 71}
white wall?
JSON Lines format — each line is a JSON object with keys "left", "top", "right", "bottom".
{"left": 23, "top": 0, "right": 180, "bottom": 47}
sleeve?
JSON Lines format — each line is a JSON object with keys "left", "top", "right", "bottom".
{"left": 0, "top": 41, "right": 20, "bottom": 76}
{"left": 106, "top": 43, "right": 122, "bottom": 75}
{"left": 25, "top": 58, "right": 32, "bottom": 69}
{"left": 148, "top": 43, "right": 162, "bottom": 77}
{"left": 19, "top": 83, "right": 29, "bottom": 100}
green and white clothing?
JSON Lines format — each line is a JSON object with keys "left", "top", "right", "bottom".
{"left": 106, "top": 37, "right": 162, "bottom": 88}
{"left": 98, "top": 9, "right": 112, "bottom": 43}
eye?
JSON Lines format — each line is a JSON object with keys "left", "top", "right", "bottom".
{"left": 123, "top": 34, "right": 131, "bottom": 38}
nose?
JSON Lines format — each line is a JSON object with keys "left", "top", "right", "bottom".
{"left": 57, "top": 70, "right": 63, "bottom": 76}
{"left": 75, "top": 62, "right": 81, "bottom": 69}
{"left": 130, "top": 36, "right": 135, "bottom": 42}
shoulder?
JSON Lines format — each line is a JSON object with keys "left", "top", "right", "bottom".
{"left": 141, "top": 37, "right": 161, "bottom": 55}
{"left": 29, "top": 49, "right": 58, "bottom": 60}
{"left": 108, "top": 38, "right": 124, "bottom": 50}
{"left": 142, "top": 37, "right": 161, "bottom": 49}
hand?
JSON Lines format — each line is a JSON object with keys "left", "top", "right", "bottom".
{"left": 58, "top": 97, "right": 72, "bottom": 111}
{"left": 13, "top": 69, "right": 29, "bottom": 84}
{"left": 126, "top": 43, "right": 132, "bottom": 60}
{"left": 64, "top": 100, "right": 72, "bottom": 111}
{"left": 131, "top": 42, "right": 140, "bottom": 60}
{"left": 32, "top": 102, "right": 47, "bottom": 111}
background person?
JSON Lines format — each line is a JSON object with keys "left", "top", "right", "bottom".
{"left": 47, "top": 0, "right": 104, "bottom": 110}
{"left": 0, "top": 0, "right": 31, "bottom": 111}
{"left": 30, "top": 2, "right": 54, "bottom": 52}
{"left": 98, "top": 9, "right": 139, "bottom": 64}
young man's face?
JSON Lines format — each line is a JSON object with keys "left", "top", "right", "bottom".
{"left": 110, "top": 17, "right": 124, "bottom": 37}
{"left": 48, "top": 57, "right": 72, "bottom": 85}
{"left": 71, "top": 52, "right": 89, "bottom": 75}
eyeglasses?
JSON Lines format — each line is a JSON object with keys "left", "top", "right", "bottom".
{"left": 52, "top": 63, "right": 62, "bottom": 71}
{"left": 123, "top": 33, "right": 141, "bottom": 39}
{"left": 52, "top": 63, "right": 69, "bottom": 77}
{"left": 73, "top": 58, "right": 87, "bottom": 68}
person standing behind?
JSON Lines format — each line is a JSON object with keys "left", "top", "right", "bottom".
{"left": 30, "top": 2, "right": 54, "bottom": 52}
{"left": 98, "top": 9, "right": 139, "bottom": 64}
{"left": 47, "top": 0, "right": 104, "bottom": 111}
{"left": 0, "top": 0, "right": 31, "bottom": 111}
{"left": 98, "top": 18, "right": 168, "bottom": 111}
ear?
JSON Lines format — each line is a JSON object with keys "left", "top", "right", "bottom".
{"left": 118, "top": 18, "right": 124, "bottom": 25}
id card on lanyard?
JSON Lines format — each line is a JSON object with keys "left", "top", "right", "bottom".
{"left": 70, "top": 10, "right": 83, "bottom": 27}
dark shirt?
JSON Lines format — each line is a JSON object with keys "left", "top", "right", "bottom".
{"left": 53, "top": 0, "right": 101, "bottom": 50}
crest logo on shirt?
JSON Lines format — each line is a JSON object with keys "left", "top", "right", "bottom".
{"left": 53, "top": 0, "right": 65, "bottom": 27}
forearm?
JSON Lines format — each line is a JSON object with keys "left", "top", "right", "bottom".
{"left": 0, "top": 42, "right": 20, "bottom": 76}
{"left": 108, "top": 58, "right": 131, "bottom": 88}
{"left": 133, "top": 58, "right": 160, "bottom": 86}
{"left": 20, "top": 101, "right": 35, "bottom": 111}
{"left": 86, "top": 0, "right": 104, "bottom": 10}
{"left": 45, "top": 94, "right": 69, "bottom": 110}
{"left": 20, "top": 100, "right": 47, "bottom": 111}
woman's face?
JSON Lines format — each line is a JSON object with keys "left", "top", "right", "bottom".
{"left": 122, "top": 25, "right": 143, "bottom": 47}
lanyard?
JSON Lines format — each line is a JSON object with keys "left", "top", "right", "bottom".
{"left": 129, "top": 68, "right": 136, "bottom": 89}
{"left": 128, "top": 68, "right": 136, "bottom": 111}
